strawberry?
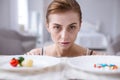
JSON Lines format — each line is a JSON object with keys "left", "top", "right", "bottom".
{"left": 10, "top": 58, "right": 19, "bottom": 67}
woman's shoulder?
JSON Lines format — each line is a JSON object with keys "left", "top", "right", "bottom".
{"left": 26, "top": 48, "right": 43, "bottom": 55}
{"left": 86, "top": 49, "right": 105, "bottom": 55}
{"left": 75, "top": 44, "right": 103, "bottom": 55}
{"left": 75, "top": 44, "right": 88, "bottom": 55}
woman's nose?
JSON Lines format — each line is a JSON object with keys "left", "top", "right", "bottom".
{"left": 61, "top": 30, "right": 69, "bottom": 40}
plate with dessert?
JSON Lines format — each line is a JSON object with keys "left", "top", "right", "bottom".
{"left": 68, "top": 55, "right": 120, "bottom": 74}
{"left": 0, "top": 55, "right": 60, "bottom": 72}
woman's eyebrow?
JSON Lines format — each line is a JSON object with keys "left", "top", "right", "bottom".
{"left": 53, "top": 23, "right": 61, "bottom": 26}
{"left": 53, "top": 23, "right": 77, "bottom": 26}
{"left": 69, "top": 23, "right": 77, "bottom": 25}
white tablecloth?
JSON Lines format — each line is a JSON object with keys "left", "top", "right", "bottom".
{"left": 0, "top": 63, "right": 65, "bottom": 80}
{"left": 0, "top": 56, "right": 120, "bottom": 80}
{"left": 63, "top": 65, "right": 120, "bottom": 80}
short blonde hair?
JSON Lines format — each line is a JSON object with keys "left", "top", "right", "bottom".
{"left": 46, "top": 0, "right": 82, "bottom": 23}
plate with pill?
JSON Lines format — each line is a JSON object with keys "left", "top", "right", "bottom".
{"left": 68, "top": 55, "right": 120, "bottom": 74}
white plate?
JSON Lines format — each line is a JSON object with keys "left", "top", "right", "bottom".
{"left": 0, "top": 55, "right": 60, "bottom": 72}
{"left": 68, "top": 55, "right": 120, "bottom": 74}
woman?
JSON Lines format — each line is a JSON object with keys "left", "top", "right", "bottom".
{"left": 27, "top": 0, "right": 103, "bottom": 57}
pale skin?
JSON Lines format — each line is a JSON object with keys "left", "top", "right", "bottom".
{"left": 27, "top": 11, "right": 101, "bottom": 57}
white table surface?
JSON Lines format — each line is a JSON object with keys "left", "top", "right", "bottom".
{"left": 0, "top": 55, "right": 120, "bottom": 80}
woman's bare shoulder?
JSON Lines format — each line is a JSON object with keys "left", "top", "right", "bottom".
{"left": 26, "top": 48, "right": 42, "bottom": 55}
{"left": 75, "top": 44, "right": 106, "bottom": 56}
{"left": 92, "top": 51, "right": 106, "bottom": 55}
{"left": 27, "top": 44, "right": 54, "bottom": 55}
{"left": 75, "top": 44, "right": 87, "bottom": 55}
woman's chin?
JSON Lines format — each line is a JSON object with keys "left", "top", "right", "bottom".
{"left": 59, "top": 44, "right": 71, "bottom": 50}
{"left": 61, "top": 46, "right": 69, "bottom": 50}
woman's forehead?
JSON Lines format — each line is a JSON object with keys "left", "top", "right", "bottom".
{"left": 48, "top": 11, "right": 79, "bottom": 24}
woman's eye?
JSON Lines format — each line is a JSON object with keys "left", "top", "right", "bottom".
{"left": 53, "top": 25, "right": 61, "bottom": 32}
{"left": 70, "top": 26, "right": 75, "bottom": 29}
{"left": 53, "top": 26, "right": 60, "bottom": 30}
{"left": 69, "top": 25, "right": 76, "bottom": 30}
{"left": 54, "top": 26, "right": 60, "bottom": 29}
{"left": 67, "top": 25, "right": 76, "bottom": 32}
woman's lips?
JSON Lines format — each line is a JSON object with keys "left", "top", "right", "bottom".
{"left": 61, "top": 42, "right": 70, "bottom": 44}
{"left": 60, "top": 42, "right": 70, "bottom": 46}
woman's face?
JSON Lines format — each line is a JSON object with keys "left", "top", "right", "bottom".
{"left": 47, "top": 11, "right": 81, "bottom": 50}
